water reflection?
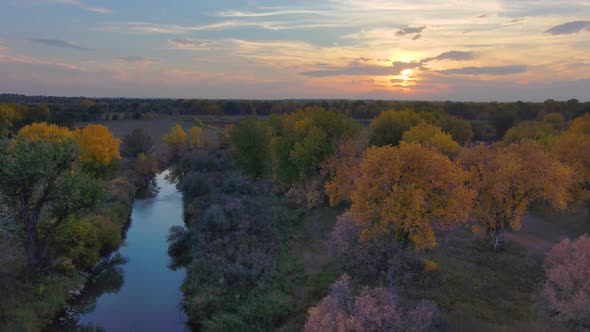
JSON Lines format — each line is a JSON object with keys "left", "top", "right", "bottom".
{"left": 49, "top": 171, "right": 188, "bottom": 332}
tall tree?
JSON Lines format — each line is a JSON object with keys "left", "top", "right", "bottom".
{"left": 74, "top": 124, "right": 122, "bottom": 176}
{"left": 401, "top": 123, "right": 460, "bottom": 157}
{"left": 122, "top": 127, "right": 153, "bottom": 157}
{"left": 228, "top": 117, "right": 271, "bottom": 178}
{"left": 163, "top": 124, "right": 187, "bottom": 158}
{"left": 459, "top": 141, "right": 574, "bottom": 251}
{"left": 350, "top": 142, "right": 474, "bottom": 251}
{"left": 0, "top": 138, "right": 103, "bottom": 269}
{"left": 369, "top": 110, "right": 431, "bottom": 147}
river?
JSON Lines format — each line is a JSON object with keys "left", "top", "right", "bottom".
{"left": 55, "top": 171, "right": 188, "bottom": 331}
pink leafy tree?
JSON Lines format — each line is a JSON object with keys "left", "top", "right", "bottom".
{"left": 541, "top": 234, "right": 590, "bottom": 328}
{"left": 304, "top": 274, "right": 437, "bottom": 332}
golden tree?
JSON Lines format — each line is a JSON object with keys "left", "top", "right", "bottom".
{"left": 401, "top": 123, "right": 460, "bottom": 157}
{"left": 163, "top": 124, "right": 187, "bottom": 157}
{"left": 323, "top": 137, "right": 368, "bottom": 206}
{"left": 551, "top": 114, "right": 590, "bottom": 202}
{"left": 18, "top": 122, "right": 72, "bottom": 142}
{"left": 459, "top": 141, "right": 574, "bottom": 251}
{"left": 350, "top": 142, "right": 474, "bottom": 251}
{"left": 189, "top": 126, "right": 202, "bottom": 149}
{"left": 74, "top": 124, "right": 121, "bottom": 171}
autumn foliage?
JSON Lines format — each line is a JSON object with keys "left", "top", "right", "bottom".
{"left": 350, "top": 142, "right": 474, "bottom": 250}
{"left": 459, "top": 141, "right": 573, "bottom": 250}
{"left": 305, "top": 274, "right": 437, "bottom": 332}
{"left": 401, "top": 123, "right": 460, "bottom": 156}
{"left": 17, "top": 122, "right": 72, "bottom": 142}
{"left": 163, "top": 124, "right": 187, "bottom": 158}
{"left": 74, "top": 124, "right": 122, "bottom": 170}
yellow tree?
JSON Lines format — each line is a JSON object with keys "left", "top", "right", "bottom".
{"left": 74, "top": 124, "right": 121, "bottom": 175}
{"left": 459, "top": 141, "right": 574, "bottom": 251}
{"left": 551, "top": 114, "right": 590, "bottom": 202}
{"left": 163, "top": 124, "right": 187, "bottom": 158}
{"left": 350, "top": 142, "right": 474, "bottom": 251}
{"left": 189, "top": 126, "right": 202, "bottom": 149}
{"left": 402, "top": 123, "right": 460, "bottom": 157}
{"left": 323, "top": 137, "right": 368, "bottom": 206}
{"left": 568, "top": 113, "right": 590, "bottom": 134}
{"left": 18, "top": 122, "right": 72, "bottom": 142}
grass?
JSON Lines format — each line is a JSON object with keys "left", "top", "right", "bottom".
{"left": 0, "top": 273, "right": 85, "bottom": 331}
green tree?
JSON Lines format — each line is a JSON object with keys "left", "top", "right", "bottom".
{"left": 369, "top": 110, "right": 431, "bottom": 146}
{"left": 122, "top": 128, "right": 154, "bottom": 157}
{"left": 229, "top": 117, "right": 271, "bottom": 178}
{"left": 0, "top": 138, "right": 103, "bottom": 269}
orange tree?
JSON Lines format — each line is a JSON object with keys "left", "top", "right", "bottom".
{"left": 350, "top": 142, "right": 474, "bottom": 251}
{"left": 459, "top": 141, "right": 574, "bottom": 251}
{"left": 551, "top": 114, "right": 590, "bottom": 203}
{"left": 74, "top": 124, "right": 121, "bottom": 176}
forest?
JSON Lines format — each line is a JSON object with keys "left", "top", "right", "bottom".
{"left": 0, "top": 98, "right": 589, "bottom": 331}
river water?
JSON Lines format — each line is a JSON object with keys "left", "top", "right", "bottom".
{"left": 60, "top": 171, "right": 188, "bottom": 331}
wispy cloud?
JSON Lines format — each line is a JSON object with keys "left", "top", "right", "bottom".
{"left": 301, "top": 60, "right": 424, "bottom": 77}
{"left": 440, "top": 65, "right": 527, "bottom": 75}
{"left": 47, "top": 0, "right": 111, "bottom": 14}
{"left": 422, "top": 51, "right": 476, "bottom": 62}
{"left": 29, "top": 38, "right": 90, "bottom": 50}
{"left": 168, "top": 38, "right": 212, "bottom": 50}
{"left": 396, "top": 26, "right": 426, "bottom": 36}
{"left": 100, "top": 20, "right": 341, "bottom": 35}
{"left": 0, "top": 53, "right": 81, "bottom": 71}
{"left": 117, "top": 56, "right": 159, "bottom": 64}
{"left": 216, "top": 9, "right": 325, "bottom": 17}
{"left": 545, "top": 20, "right": 590, "bottom": 35}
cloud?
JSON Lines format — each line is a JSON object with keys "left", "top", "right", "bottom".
{"left": 395, "top": 26, "right": 425, "bottom": 36}
{"left": 422, "top": 51, "right": 476, "bottom": 62}
{"left": 29, "top": 38, "right": 89, "bottom": 50}
{"left": 216, "top": 9, "right": 325, "bottom": 17}
{"left": 117, "top": 56, "right": 159, "bottom": 64}
{"left": 412, "top": 34, "right": 422, "bottom": 41}
{"left": 0, "top": 53, "right": 81, "bottom": 71}
{"left": 300, "top": 60, "right": 424, "bottom": 77}
{"left": 545, "top": 21, "right": 590, "bottom": 35}
{"left": 439, "top": 65, "right": 527, "bottom": 75}
{"left": 168, "top": 38, "right": 211, "bottom": 50}
{"left": 47, "top": 0, "right": 111, "bottom": 14}
{"left": 101, "top": 20, "right": 340, "bottom": 35}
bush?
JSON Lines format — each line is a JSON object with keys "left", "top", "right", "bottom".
{"left": 221, "top": 172, "right": 254, "bottom": 195}
{"left": 52, "top": 216, "right": 101, "bottom": 270}
{"left": 122, "top": 128, "right": 153, "bottom": 157}
{"left": 304, "top": 274, "right": 437, "bottom": 332}
{"left": 179, "top": 172, "right": 210, "bottom": 199}
{"left": 540, "top": 234, "right": 590, "bottom": 327}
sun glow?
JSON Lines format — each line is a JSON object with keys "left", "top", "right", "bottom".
{"left": 401, "top": 69, "right": 413, "bottom": 79}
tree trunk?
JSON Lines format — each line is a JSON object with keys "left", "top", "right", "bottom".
{"left": 491, "top": 228, "right": 505, "bottom": 252}
{"left": 23, "top": 210, "right": 43, "bottom": 269}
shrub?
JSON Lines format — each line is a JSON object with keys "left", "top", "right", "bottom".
{"left": 122, "top": 128, "right": 153, "bottom": 157}
{"left": 179, "top": 172, "right": 210, "bottom": 199}
{"left": 221, "top": 172, "right": 254, "bottom": 195}
{"left": 52, "top": 216, "right": 101, "bottom": 270}
{"left": 541, "top": 234, "right": 590, "bottom": 327}
{"left": 304, "top": 274, "right": 437, "bottom": 332}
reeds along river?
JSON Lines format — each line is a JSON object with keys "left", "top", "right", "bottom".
{"left": 52, "top": 170, "right": 188, "bottom": 331}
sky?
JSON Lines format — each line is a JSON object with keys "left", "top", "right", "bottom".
{"left": 0, "top": 0, "right": 589, "bottom": 101}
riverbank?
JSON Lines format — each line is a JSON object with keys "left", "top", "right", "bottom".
{"left": 0, "top": 174, "right": 136, "bottom": 331}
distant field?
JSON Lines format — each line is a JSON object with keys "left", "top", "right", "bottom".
{"left": 76, "top": 115, "right": 228, "bottom": 155}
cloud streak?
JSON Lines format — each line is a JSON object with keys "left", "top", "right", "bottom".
{"left": 29, "top": 38, "right": 90, "bottom": 50}
{"left": 440, "top": 65, "right": 527, "bottom": 75}
{"left": 545, "top": 21, "right": 590, "bottom": 35}
{"left": 47, "top": 0, "right": 111, "bottom": 14}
